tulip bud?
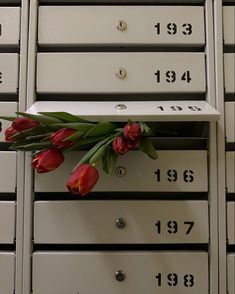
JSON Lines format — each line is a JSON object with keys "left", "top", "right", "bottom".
{"left": 123, "top": 122, "right": 141, "bottom": 141}
{"left": 112, "top": 136, "right": 129, "bottom": 155}
{"left": 51, "top": 128, "right": 76, "bottom": 150}
{"left": 5, "top": 127, "right": 18, "bottom": 142}
{"left": 66, "top": 164, "right": 99, "bottom": 196}
{"left": 32, "top": 148, "right": 64, "bottom": 173}
{"left": 12, "top": 117, "right": 39, "bottom": 132}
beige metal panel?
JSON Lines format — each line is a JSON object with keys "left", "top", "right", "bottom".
{"left": 228, "top": 254, "right": 235, "bottom": 294}
{"left": 0, "top": 252, "right": 15, "bottom": 294}
{"left": 0, "top": 102, "right": 17, "bottom": 142}
{"left": 36, "top": 53, "right": 206, "bottom": 93}
{"left": 0, "top": 202, "right": 15, "bottom": 244}
{"left": 0, "top": 151, "right": 17, "bottom": 193}
{"left": 0, "top": 8, "right": 20, "bottom": 45}
{"left": 33, "top": 251, "right": 208, "bottom": 294}
{"left": 38, "top": 6, "right": 205, "bottom": 46}
{"left": 225, "top": 102, "right": 235, "bottom": 142}
{"left": 226, "top": 152, "right": 235, "bottom": 193}
{"left": 223, "top": 6, "right": 235, "bottom": 45}
{"left": 35, "top": 150, "right": 208, "bottom": 192}
{"left": 0, "top": 54, "right": 18, "bottom": 93}
{"left": 34, "top": 200, "right": 208, "bottom": 244}
{"left": 224, "top": 54, "right": 235, "bottom": 93}
{"left": 227, "top": 202, "right": 235, "bottom": 244}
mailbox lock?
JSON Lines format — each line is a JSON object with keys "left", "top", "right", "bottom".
{"left": 115, "top": 166, "right": 126, "bottom": 177}
{"left": 116, "top": 218, "right": 126, "bottom": 229}
{"left": 115, "top": 68, "right": 127, "bottom": 79}
{"left": 115, "top": 104, "right": 127, "bottom": 110}
{"left": 116, "top": 20, "right": 127, "bottom": 31}
{"left": 115, "top": 270, "right": 126, "bottom": 282}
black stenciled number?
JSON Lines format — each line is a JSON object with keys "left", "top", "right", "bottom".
{"left": 155, "top": 273, "right": 162, "bottom": 286}
{"left": 183, "top": 170, "right": 194, "bottom": 183}
{"left": 171, "top": 106, "right": 183, "bottom": 111}
{"left": 155, "top": 220, "right": 161, "bottom": 234}
{"left": 155, "top": 70, "right": 160, "bottom": 83}
{"left": 166, "top": 70, "right": 176, "bottom": 83}
{"left": 167, "top": 169, "right": 177, "bottom": 182}
{"left": 0, "top": 24, "right": 2, "bottom": 36}
{"left": 0, "top": 72, "right": 2, "bottom": 84}
{"left": 167, "top": 220, "right": 178, "bottom": 234}
{"left": 188, "top": 106, "right": 201, "bottom": 111}
{"left": 167, "top": 23, "right": 177, "bottom": 35}
{"left": 184, "top": 221, "right": 194, "bottom": 234}
{"left": 184, "top": 274, "right": 195, "bottom": 287}
{"left": 157, "top": 106, "right": 164, "bottom": 111}
{"left": 182, "top": 23, "right": 193, "bottom": 35}
{"left": 155, "top": 169, "right": 161, "bottom": 182}
{"left": 167, "top": 273, "right": 178, "bottom": 286}
{"left": 181, "top": 71, "right": 192, "bottom": 83}
{"left": 155, "top": 23, "right": 160, "bottom": 35}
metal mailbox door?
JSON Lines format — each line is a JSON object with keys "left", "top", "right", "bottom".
{"left": 228, "top": 254, "right": 235, "bottom": 294}
{"left": 223, "top": 6, "right": 235, "bottom": 45}
{"left": 35, "top": 150, "right": 208, "bottom": 192}
{"left": 224, "top": 54, "right": 235, "bottom": 94}
{"left": 0, "top": 54, "right": 18, "bottom": 93}
{"left": 0, "top": 8, "right": 20, "bottom": 46}
{"left": 225, "top": 102, "right": 235, "bottom": 142}
{"left": 0, "top": 152, "right": 16, "bottom": 193}
{"left": 226, "top": 152, "right": 235, "bottom": 193}
{"left": 34, "top": 200, "right": 208, "bottom": 244}
{"left": 0, "top": 252, "right": 15, "bottom": 294}
{"left": 0, "top": 102, "right": 17, "bottom": 142}
{"left": 33, "top": 251, "right": 208, "bottom": 294}
{"left": 38, "top": 6, "right": 205, "bottom": 46}
{"left": 0, "top": 202, "right": 15, "bottom": 244}
{"left": 36, "top": 53, "right": 206, "bottom": 93}
{"left": 227, "top": 202, "right": 235, "bottom": 245}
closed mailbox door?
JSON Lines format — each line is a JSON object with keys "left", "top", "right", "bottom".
{"left": 0, "top": 8, "right": 20, "bottom": 45}
{"left": 0, "top": 102, "right": 17, "bottom": 142}
{"left": 0, "top": 54, "right": 18, "bottom": 93}
{"left": 224, "top": 54, "right": 235, "bottom": 94}
{"left": 33, "top": 252, "right": 208, "bottom": 294}
{"left": 0, "top": 202, "right": 15, "bottom": 244}
{"left": 0, "top": 152, "right": 17, "bottom": 193}
{"left": 225, "top": 102, "right": 235, "bottom": 142}
{"left": 227, "top": 202, "right": 235, "bottom": 245}
{"left": 228, "top": 254, "right": 235, "bottom": 294}
{"left": 223, "top": 6, "right": 235, "bottom": 45}
{"left": 226, "top": 152, "right": 235, "bottom": 193}
{"left": 0, "top": 252, "right": 15, "bottom": 294}
{"left": 38, "top": 6, "right": 205, "bottom": 46}
{"left": 34, "top": 200, "right": 208, "bottom": 244}
{"left": 35, "top": 150, "right": 208, "bottom": 192}
{"left": 36, "top": 53, "right": 206, "bottom": 93}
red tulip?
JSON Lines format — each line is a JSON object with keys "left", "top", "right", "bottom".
{"left": 127, "top": 137, "right": 141, "bottom": 150}
{"left": 5, "top": 127, "right": 18, "bottom": 142}
{"left": 51, "top": 128, "right": 76, "bottom": 150}
{"left": 123, "top": 122, "right": 141, "bottom": 141}
{"left": 66, "top": 164, "right": 99, "bottom": 196}
{"left": 12, "top": 117, "right": 39, "bottom": 132}
{"left": 32, "top": 148, "right": 64, "bottom": 173}
{"left": 112, "top": 136, "right": 129, "bottom": 155}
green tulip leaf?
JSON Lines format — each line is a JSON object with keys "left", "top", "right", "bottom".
{"left": 85, "top": 121, "right": 116, "bottom": 137}
{"left": 38, "top": 112, "right": 90, "bottom": 123}
{"left": 89, "top": 144, "right": 107, "bottom": 165}
{"left": 0, "top": 116, "right": 17, "bottom": 122}
{"left": 138, "top": 137, "right": 158, "bottom": 160}
{"left": 102, "top": 148, "right": 118, "bottom": 175}
{"left": 10, "top": 141, "right": 52, "bottom": 151}
{"left": 51, "top": 122, "right": 95, "bottom": 131}
{"left": 16, "top": 112, "right": 63, "bottom": 124}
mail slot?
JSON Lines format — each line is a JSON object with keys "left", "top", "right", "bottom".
{"left": 0, "top": 202, "right": 15, "bottom": 244}
{"left": 0, "top": 102, "right": 17, "bottom": 142}
{"left": 226, "top": 152, "right": 235, "bottom": 193}
{"left": 33, "top": 251, "right": 208, "bottom": 294}
{"left": 225, "top": 102, "right": 235, "bottom": 142}
{"left": 227, "top": 202, "right": 235, "bottom": 245}
{"left": 38, "top": 6, "right": 205, "bottom": 46}
{"left": 228, "top": 254, "right": 235, "bottom": 294}
{"left": 0, "top": 152, "right": 17, "bottom": 193}
{"left": 35, "top": 150, "right": 208, "bottom": 192}
{"left": 0, "top": 54, "right": 18, "bottom": 93}
{"left": 34, "top": 200, "right": 208, "bottom": 244}
{"left": 0, "top": 252, "right": 15, "bottom": 293}
{"left": 36, "top": 53, "right": 206, "bottom": 93}
{"left": 223, "top": 6, "right": 235, "bottom": 45}
{"left": 0, "top": 8, "right": 20, "bottom": 46}
{"left": 224, "top": 54, "right": 235, "bottom": 94}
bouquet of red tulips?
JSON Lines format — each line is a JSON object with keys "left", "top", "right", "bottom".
{"left": 1, "top": 112, "right": 157, "bottom": 195}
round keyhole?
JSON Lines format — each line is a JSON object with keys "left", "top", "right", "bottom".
{"left": 115, "top": 167, "right": 126, "bottom": 177}
{"left": 115, "top": 68, "right": 127, "bottom": 79}
{"left": 116, "top": 20, "right": 127, "bottom": 31}
{"left": 116, "top": 218, "right": 126, "bottom": 229}
{"left": 115, "top": 270, "right": 126, "bottom": 281}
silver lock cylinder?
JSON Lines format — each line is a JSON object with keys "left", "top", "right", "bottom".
{"left": 115, "top": 270, "right": 126, "bottom": 282}
{"left": 116, "top": 218, "right": 126, "bottom": 229}
{"left": 115, "top": 68, "right": 127, "bottom": 79}
{"left": 116, "top": 20, "right": 127, "bottom": 31}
